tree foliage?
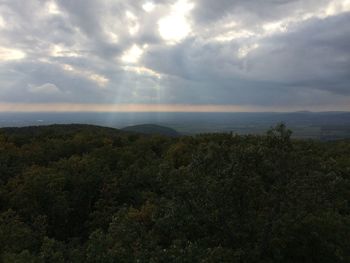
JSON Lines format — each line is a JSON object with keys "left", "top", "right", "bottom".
{"left": 0, "top": 124, "right": 349, "bottom": 262}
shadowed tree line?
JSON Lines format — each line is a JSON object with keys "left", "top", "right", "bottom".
{"left": 0, "top": 124, "right": 350, "bottom": 262}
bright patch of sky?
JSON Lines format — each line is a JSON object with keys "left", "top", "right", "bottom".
{"left": 158, "top": 0, "right": 194, "bottom": 43}
{"left": 0, "top": 46, "right": 26, "bottom": 61}
{"left": 142, "top": 2, "right": 156, "bottom": 12}
{"left": 121, "top": 44, "right": 144, "bottom": 64}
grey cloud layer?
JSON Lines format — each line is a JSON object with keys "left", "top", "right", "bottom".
{"left": 0, "top": 0, "right": 349, "bottom": 108}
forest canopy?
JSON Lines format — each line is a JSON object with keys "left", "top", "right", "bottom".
{"left": 0, "top": 124, "right": 350, "bottom": 262}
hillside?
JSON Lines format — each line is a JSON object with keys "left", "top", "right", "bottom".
{"left": 0, "top": 124, "right": 120, "bottom": 137}
{"left": 0, "top": 124, "right": 350, "bottom": 262}
{"left": 122, "top": 124, "right": 180, "bottom": 137}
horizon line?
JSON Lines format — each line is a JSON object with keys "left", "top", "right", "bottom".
{"left": 0, "top": 103, "right": 349, "bottom": 113}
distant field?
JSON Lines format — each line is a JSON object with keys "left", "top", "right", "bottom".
{"left": 1, "top": 112, "right": 350, "bottom": 140}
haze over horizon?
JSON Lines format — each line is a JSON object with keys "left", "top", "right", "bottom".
{"left": 1, "top": 0, "right": 350, "bottom": 112}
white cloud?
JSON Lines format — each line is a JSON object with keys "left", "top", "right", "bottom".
{"left": 0, "top": 15, "right": 5, "bottom": 28}
{"left": 122, "top": 65, "right": 162, "bottom": 79}
{"left": 238, "top": 43, "right": 259, "bottom": 58}
{"left": 89, "top": 74, "right": 109, "bottom": 87}
{"left": 126, "top": 11, "right": 140, "bottom": 35}
{"left": 263, "top": 21, "right": 288, "bottom": 34}
{"left": 46, "top": 1, "right": 62, "bottom": 15}
{"left": 215, "top": 29, "right": 255, "bottom": 42}
{"left": 322, "top": 0, "right": 350, "bottom": 17}
{"left": 105, "top": 31, "right": 119, "bottom": 43}
{"left": 158, "top": 0, "right": 194, "bottom": 44}
{"left": 61, "top": 64, "right": 109, "bottom": 87}
{"left": 121, "top": 44, "right": 144, "bottom": 64}
{"left": 28, "top": 83, "right": 61, "bottom": 94}
{"left": 142, "top": 2, "right": 156, "bottom": 12}
{"left": 50, "top": 44, "right": 81, "bottom": 58}
{"left": 0, "top": 46, "right": 26, "bottom": 61}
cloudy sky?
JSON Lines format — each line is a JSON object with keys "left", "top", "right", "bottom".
{"left": 0, "top": 0, "right": 350, "bottom": 112}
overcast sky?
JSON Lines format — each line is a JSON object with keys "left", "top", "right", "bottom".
{"left": 0, "top": 0, "right": 349, "bottom": 111}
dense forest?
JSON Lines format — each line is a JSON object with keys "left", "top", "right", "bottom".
{"left": 0, "top": 124, "right": 350, "bottom": 262}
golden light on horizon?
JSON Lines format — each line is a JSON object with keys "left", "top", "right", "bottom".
{"left": 1, "top": 103, "right": 350, "bottom": 113}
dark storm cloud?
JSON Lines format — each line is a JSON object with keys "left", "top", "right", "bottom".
{"left": 0, "top": 0, "right": 349, "bottom": 109}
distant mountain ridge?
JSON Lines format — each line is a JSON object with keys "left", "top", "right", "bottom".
{"left": 122, "top": 124, "right": 180, "bottom": 137}
{"left": 0, "top": 124, "right": 120, "bottom": 137}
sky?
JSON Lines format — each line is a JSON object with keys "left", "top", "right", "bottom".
{"left": 0, "top": 0, "right": 350, "bottom": 112}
